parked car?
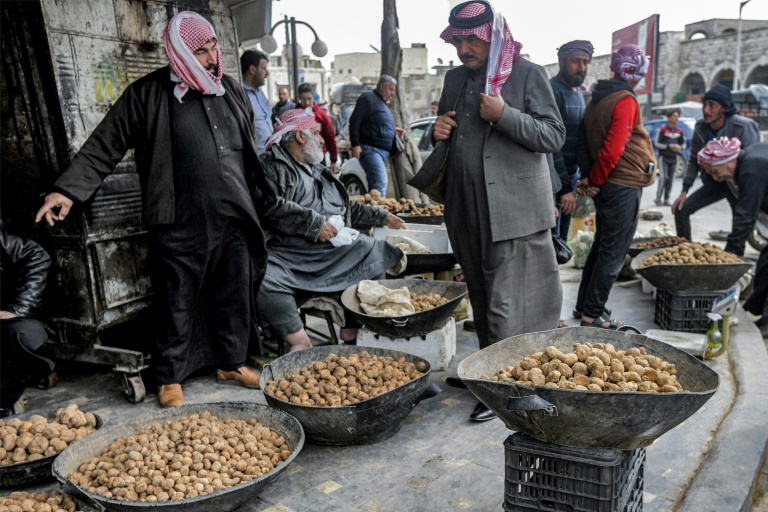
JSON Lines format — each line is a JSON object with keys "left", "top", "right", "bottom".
{"left": 339, "top": 116, "right": 436, "bottom": 197}
{"left": 643, "top": 117, "right": 696, "bottom": 178}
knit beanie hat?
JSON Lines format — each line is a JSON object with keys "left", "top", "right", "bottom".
{"left": 702, "top": 84, "right": 732, "bottom": 109}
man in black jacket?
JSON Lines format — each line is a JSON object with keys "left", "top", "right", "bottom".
{"left": 0, "top": 230, "right": 55, "bottom": 417}
{"left": 698, "top": 138, "right": 768, "bottom": 334}
{"left": 34, "top": 11, "right": 270, "bottom": 408}
{"left": 349, "top": 75, "right": 405, "bottom": 196}
{"left": 671, "top": 84, "right": 760, "bottom": 239}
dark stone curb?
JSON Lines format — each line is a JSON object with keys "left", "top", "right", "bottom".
{"left": 677, "top": 308, "right": 768, "bottom": 512}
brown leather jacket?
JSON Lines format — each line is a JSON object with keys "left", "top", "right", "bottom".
{"left": 53, "top": 67, "right": 273, "bottom": 228}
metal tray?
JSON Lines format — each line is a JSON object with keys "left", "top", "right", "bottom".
{"left": 627, "top": 237, "right": 677, "bottom": 258}
{"left": 0, "top": 409, "right": 105, "bottom": 489}
{"left": 261, "top": 346, "right": 441, "bottom": 445}
{"left": 457, "top": 327, "right": 719, "bottom": 449}
{"left": 398, "top": 253, "right": 457, "bottom": 275}
{"left": 631, "top": 247, "right": 752, "bottom": 291}
{"left": 341, "top": 279, "right": 468, "bottom": 338}
{"left": 396, "top": 213, "right": 445, "bottom": 225}
{"left": 53, "top": 403, "right": 304, "bottom": 512}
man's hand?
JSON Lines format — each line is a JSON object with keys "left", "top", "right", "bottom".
{"left": 351, "top": 146, "right": 362, "bottom": 159}
{"left": 317, "top": 222, "right": 339, "bottom": 242}
{"left": 330, "top": 162, "right": 339, "bottom": 175}
{"left": 554, "top": 207, "right": 559, "bottom": 219}
{"left": 479, "top": 93, "right": 505, "bottom": 123}
{"left": 394, "top": 127, "right": 405, "bottom": 137}
{"left": 559, "top": 192, "right": 577, "bottom": 216}
{"left": 36, "top": 192, "right": 73, "bottom": 226}
{"left": 671, "top": 192, "right": 687, "bottom": 212}
{"left": 670, "top": 144, "right": 682, "bottom": 153}
{"left": 576, "top": 178, "right": 600, "bottom": 198}
{"left": 0, "top": 311, "right": 17, "bottom": 320}
{"left": 433, "top": 111, "right": 457, "bottom": 141}
{"left": 386, "top": 214, "right": 406, "bottom": 230}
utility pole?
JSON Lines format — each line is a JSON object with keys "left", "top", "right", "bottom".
{"left": 735, "top": 0, "right": 752, "bottom": 90}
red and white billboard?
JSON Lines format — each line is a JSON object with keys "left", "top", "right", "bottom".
{"left": 612, "top": 15, "right": 660, "bottom": 96}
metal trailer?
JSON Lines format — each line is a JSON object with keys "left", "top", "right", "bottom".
{"left": 0, "top": 0, "right": 269, "bottom": 403}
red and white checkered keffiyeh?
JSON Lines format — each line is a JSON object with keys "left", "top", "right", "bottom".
{"left": 265, "top": 108, "right": 319, "bottom": 151}
{"left": 610, "top": 44, "right": 650, "bottom": 83}
{"left": 163, "top": 11, "right": 225, "bottom": 102}
{"left": 440, "top": 1, "right": 522, "bottom": 95}
{"left": 698, "top": 137, "right": 742, "bottom": 166}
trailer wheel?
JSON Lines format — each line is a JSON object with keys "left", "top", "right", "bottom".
{"left": 123, "top": 373, "right": 146, "bottom": 403}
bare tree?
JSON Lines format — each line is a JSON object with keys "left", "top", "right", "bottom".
{"left": 381, "top": 0, "right": 424, "bottom": 202}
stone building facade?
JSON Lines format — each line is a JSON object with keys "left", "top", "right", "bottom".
{"left": 543, "top": 18, "right": 768, "bottom": 109}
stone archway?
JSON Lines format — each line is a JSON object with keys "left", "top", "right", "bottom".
{"left": 746, "top": 65, "right": 768, "bottom": 87}
{"left": 712, "top": 69, "right": 734, "bottom": 90}
{"left": 681, "top": 72, "right": 706, "bottom": 96}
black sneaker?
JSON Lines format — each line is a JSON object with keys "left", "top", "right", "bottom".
{"left": 463, "top": 320, "right": 476, "bottom": 332}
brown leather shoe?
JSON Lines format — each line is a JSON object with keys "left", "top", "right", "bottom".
{"left": 217, "top": 367, "right": 261, "bottom": 388}
{"left": 158, "top": 384, "right": 184, "bottom": 407}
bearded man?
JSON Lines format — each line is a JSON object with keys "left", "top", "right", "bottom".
{"left": 35, "top": 11, "right": 269, "bottom": 407}
{"left": 697, "top": 137, "right": 768, "bottom": 335}
{"left": 671, "top": 84, "right": 760, "bottom": 240}
{"left": 430, "top": 0, "right": 565, "bottom": 422}
{"left": 550, "top": 40, "right": 593, "bottom": 241}
{"left": 257, "top": 109, "right": 406, "bottom": 351}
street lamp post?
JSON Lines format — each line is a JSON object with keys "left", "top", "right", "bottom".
{"left": 735, "top": 0, "right": 752, "bottom": 91}
{"left": 259, "top": 16, "right": 328, "bottom": 102}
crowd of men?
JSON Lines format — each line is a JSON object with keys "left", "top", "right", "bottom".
{"left": 12, "top": 1, "right": 765, "bottom": 419}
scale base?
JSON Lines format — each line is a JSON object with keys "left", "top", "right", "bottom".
{"left": 645, "top": 329, "right": 709, "bottom": 358}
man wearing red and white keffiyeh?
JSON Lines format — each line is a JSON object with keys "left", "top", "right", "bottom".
{"left": 35, "top": 11, "right": 273, "bottom": 408}
{"left": 425, "top": 1, "right": 565, "bottom": 423}
{"left": 163, "top": 11, "right": 225, "bottom": 102}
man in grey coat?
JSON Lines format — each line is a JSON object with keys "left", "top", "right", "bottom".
{"left": 434, "top": 1, "right": 565, "bottom": 421}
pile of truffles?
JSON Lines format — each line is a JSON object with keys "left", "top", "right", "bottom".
{"left": 640, "top": 242, "right": 742, "bottom": 267}
{"left": 0, "top": 404, "right": 97, "bottom": 465}
{"left": 67, "top": 412, "right": 290, "bottom": 502}
{"left": 399, "top": 203, "right": 444, "bottom": 217}
{"left": 481, "top": 343, "right": 685, "bottom": 392}
{"left": 0, "top": 491, "right": 85, "bottom": 512}
{"left": 410, "top": 292, "right": 449, "bottom": 313}
{"left": 635, "top": 236, "right": 688, "bottom": 249}
{"left": 264, "top": 352, "right": 427, "bottom": 406}
{"left": 351, "top": 190, "right": 443, "bottom": 215}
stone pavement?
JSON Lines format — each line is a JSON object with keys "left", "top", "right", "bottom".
{"left": 4, "top": 179, "right": 768, "bottom": 511}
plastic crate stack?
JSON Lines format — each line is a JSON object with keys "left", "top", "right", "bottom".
{"left": 504, "top": 433, "right": 644, "bottom": 512}
{"left": 654, "top": 289, "right": 726, "bottom": 332}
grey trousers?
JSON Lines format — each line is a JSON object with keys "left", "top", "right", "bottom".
{"left": 454, "top": 229, "right": 562, "bottom": 349}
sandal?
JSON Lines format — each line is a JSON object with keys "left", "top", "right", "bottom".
{"left": 557, "top": 319, "right": 568, "bottom": 329}
{"left": 580, "top": 314, "right": 623, "bottom": 330}
{"left": 572, "top": 307, "right": 612, "bottom": 319}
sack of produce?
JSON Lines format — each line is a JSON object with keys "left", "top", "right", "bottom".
{"left": 357, "top": 280, "right": 415, "bottom": 317}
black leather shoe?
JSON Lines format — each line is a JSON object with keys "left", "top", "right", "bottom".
{"left": 470, "top": 401, "right": 496, "bottom": 422}
{"left": 445, "top": 377, "right": 467, "bottom": 389}
{"left": 463, "top": 320, "right": 476, "bottom": 332}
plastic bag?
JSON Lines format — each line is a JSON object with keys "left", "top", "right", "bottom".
{"left": 572, "top": 230, "right": 594, "bottom": 269}
{"left": 385, "top": 235, "right": 434, "bottom": 255}
{"left": 328, "top": 215, "right": 360, "bottom": 247}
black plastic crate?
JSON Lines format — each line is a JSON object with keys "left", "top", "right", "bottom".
{"left": 654, "top": 289, "right": 726, "bottom": 332}
{"left": 504, "top": 433, "right": 645, "bottom": 512}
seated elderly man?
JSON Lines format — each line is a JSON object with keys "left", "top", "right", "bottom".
{"left": 258, "top": 109, "right": 406, "bottom": 351}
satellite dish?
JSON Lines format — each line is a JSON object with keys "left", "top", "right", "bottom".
{"left": 437, "top": 58, "right": 443, "bottom": 65}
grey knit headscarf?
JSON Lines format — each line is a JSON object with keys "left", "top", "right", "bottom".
{"left": 557, "top": 40, "right": 594, "bottom": 62}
